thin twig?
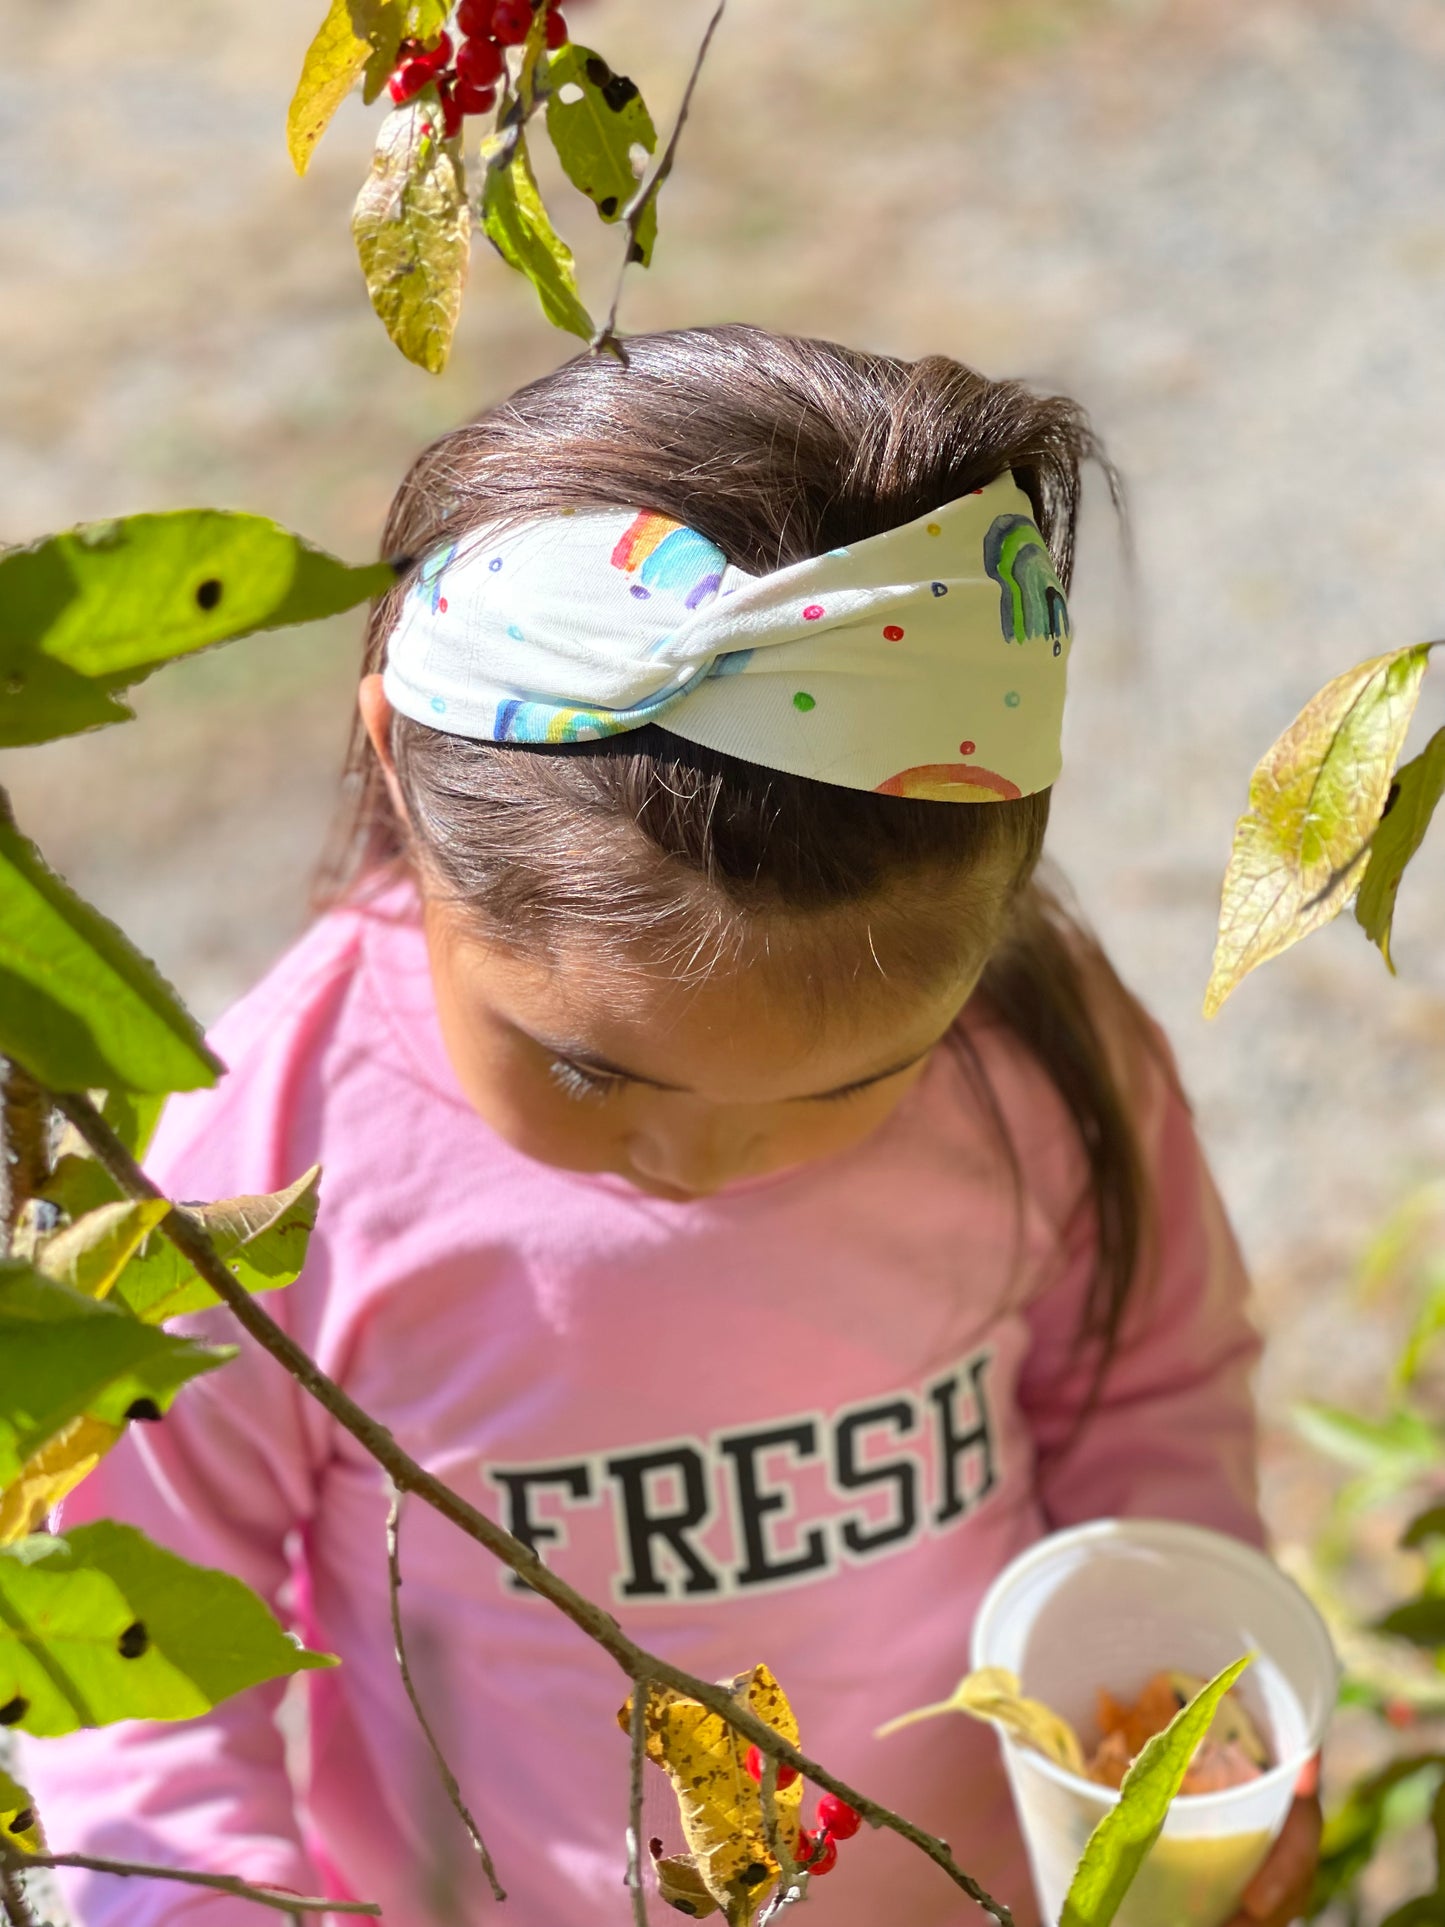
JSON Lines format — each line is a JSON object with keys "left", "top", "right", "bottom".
{"left": 756, "top": 1755, "right": 801, "bottom": 1926}
{"left": 53, "top": 1090, "right": 1013, "bottom": 1926}
{"left": 591, "top": 0, "right": 729, "bottom": 359}
{"left": 385, "top": 1486, "right": 506, "bottom": 1902}
{"left": 0, "top": 1849, "right": 38, "bottom": 1927}
{"left": 626, "top": 1680, "right": 650, "bottom": 1927}
{"left": 16, "top": 1852, "right": 379, "bottom": 1917}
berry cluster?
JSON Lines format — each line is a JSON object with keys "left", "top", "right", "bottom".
{"left": 387, "top": 0, "right": 570, "bottom": 137}
{"left": 743, "top": 1747, "right": 862, "bottom": 1881}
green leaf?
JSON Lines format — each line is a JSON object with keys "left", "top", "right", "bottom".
{"left": 1205, "top": 645, "right": 1433, "bottom": 1016}
{"left": 544, "top": 44, "right": 657, "bottom": 263}
{"left": 480, "top": 129, "right": 593, "bottom": 340}
{"left": 34, "top": 1199, "right": 170, "bottom": 1299}
{"left": 287, "top": 0, "right": 400, "bottom": 172}
{"left": 1293, "top": 1400, "right": 1442, "bottom": 1476}
{"left": 0, "top": 803, "right": 218, "bottom": 1094}
{"left": 1059, "top": 1655, "right": 1253, "bottom": 1927}
{"left": 112, "top": 1167, "right": 322, "bottom": 1323}
{"left": 1355, "top": 727, "right": 1445, "bottom": 973}
{"left": 1313, "top": 1755, "right": 1445, "bottom": 1913}
{"left": 0, "top": 1520, "right": 334, "bottom": 1735}
{"left": 0, "top": 513, "right": 395, "bottom": 747}
{"left": 40, "top": 1152, "right": 123, "bottom": 1220}
{"left": 100, "top": 1088, "right": 167, "bottom": 1162}
{"left": 1405, "top": 1505, "right": 1445, "bottom": 1551}
{"left": 1379, "top": 1900, "right": 1445, "bottom": 1927}
{"left": 0, "top": 1762, "right": 43, "bottom": 1856}
{"left": 0, "top": 1262, "right": 233, "bottom": 1487}
{"left": 1375, "top": 1595, "right": 1445, "bottom": 1649}
{"left": 353, "top": 91, "right": 471, "bottom": 375}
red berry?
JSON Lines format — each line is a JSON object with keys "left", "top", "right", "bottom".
{"left": 388, "top": 58, "right": 436, "bottom": 104}
{"left": 440, "top": 86, "right": 463, "bottom": 137}
{"left": 452, "top": 77, "right": 498, "bottom": 115}
{"left": 796, "top": 1829, "right": 838, "bottom": 1876}
{"left": 457, "top": 34, "right": 504, "bottom": 84}
{"left": 491, "top": 0, "right": 535, "bottom": 44}
{"left": 814, "top": 1795, "right": 860, "bottom": 1840}
{"left": 743, "top": 1745, "right": 798, "bottom": 1789}
{"left": 545, "top": 7, "right": 568, "bottom": 46}
{"left": 457, "top": 0, "right": 496, "bottom": 33}
{"left": 418, "top": 29, "right": 453, "bottom": 67}
{"left": 1384, "top": 1697, "right": 1419, "bottom": 1729}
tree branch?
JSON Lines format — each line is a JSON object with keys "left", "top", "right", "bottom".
{"left": 0, "top": 1848, "right": 39, "bottom": 1927}
{"left": 591, "top": 0, "right": 729, "bottom": 360}
{"left": 11, "top": 1852, "right": 379, "bottom": 1918}
{"left": 385, "top": 1485, "right": 506, "bottom": 1902}
{"left": 51, "top": 1089, "right": 1013, "bottom": 1926}
{"left": 0, "top": 1057, "right": 50, "bottom": 1251}
{"left": 625, "top": 1679, "right": 650, "bottom": 1927}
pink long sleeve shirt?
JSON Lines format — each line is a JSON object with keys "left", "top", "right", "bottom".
{"left": 27, "top": 886, "right": 1263, "bottom": 1927}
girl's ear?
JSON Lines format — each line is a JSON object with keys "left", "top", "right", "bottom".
{"left": 358, "top": 675, "right": 411, "bottom": 828}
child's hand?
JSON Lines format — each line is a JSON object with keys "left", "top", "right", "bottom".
{"left": 1226, "top": 1758, "right": 1322, "bottom": 1927}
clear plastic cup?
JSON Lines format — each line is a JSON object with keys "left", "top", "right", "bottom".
{"left": 970, "top": 1519, "right": 1337, "bottom": 1927}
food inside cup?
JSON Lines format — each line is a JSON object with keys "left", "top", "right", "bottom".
{"left": 1085, "top": 1671, "right": 1270, "bottom": 1793}
{"left": 876, "top": 1664, "right": 1270, "bottom": 1795}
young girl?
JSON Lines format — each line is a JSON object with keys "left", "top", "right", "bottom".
{"left": 27, "top": 326, "right": 1318, "bottom": 1927}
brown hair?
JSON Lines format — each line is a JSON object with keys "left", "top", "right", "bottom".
{"left": 323, "top": 324, "right": 1157, "bottom": 1365}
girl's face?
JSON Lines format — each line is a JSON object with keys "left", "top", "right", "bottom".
{"left": 422, "top": 899, "right": 987, "bottom": 1201}
{"left": 360, "top": 675, "right": 1003, "bottom": 1201}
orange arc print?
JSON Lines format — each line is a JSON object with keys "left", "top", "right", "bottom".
{"left": 875, "top": 762, "right": 1022, "bottom": 803}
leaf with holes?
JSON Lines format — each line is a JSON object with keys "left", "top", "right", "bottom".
{"left": 480, "top": 129, "right": 593, "bottom": 340}
{"left": 0, "top": 1520, "right": 334, "bottom": 1736}
{"left": 544, "top": 44, "right": 657, "bottom": 262}
{"left": 619, "top": 1663, "right": 803, "bottom": 1923}
{"left": 1355, "top": 726, "right": 1445, "bottom": 973}
{"left": 1205, "top": 646, "right": 1433, "bottom": 1016}
{"left": 35, "top": 1200, "right": 171, "bottom": 1300}
{"left": 287, "top": 0, "right": 402, "bottom": 173}
{"left": 0, "top": 513, "right": 395, "bottom": 748}
{"left": 112, "top": 1167, "right": 322, "bottom": 1323}
{"left": 353, "top": 91, "right": 471, "bottom": 374}
{"left": 1060, "top": 1656, "right": 1254, "bottom": 1927}
{"left": 0, "top": 804, "right": 217, "bottom": 1093}
{"left": 0, "top": 1762, "right": 43, "bottom": 1856}
{"left": 0, "top": 1263, "right": 232, "bottom": 1490}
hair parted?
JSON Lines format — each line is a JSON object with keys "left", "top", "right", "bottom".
{"left": 321, "top": 322, "right": 1157, "bottom": 1373}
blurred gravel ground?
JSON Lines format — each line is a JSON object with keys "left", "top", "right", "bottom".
{"left": 4, "top": 0, "right": 1445, "bottom": 1912}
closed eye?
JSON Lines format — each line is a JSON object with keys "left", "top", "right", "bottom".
{"left": 548, "top": 1058, "right": 626, "bottom": 1104}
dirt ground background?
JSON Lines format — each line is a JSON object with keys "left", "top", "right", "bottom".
{"left": 5, "top": 0, "right": 1445, "bottom": 1913}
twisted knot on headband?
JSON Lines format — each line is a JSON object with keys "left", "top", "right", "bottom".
{"left": 383, "top": 471, "right": 1072, "bottom": 801}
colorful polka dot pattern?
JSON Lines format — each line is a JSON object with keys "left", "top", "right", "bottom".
{"left": 381, "top": 473, "right": 1070, "bottom": 802}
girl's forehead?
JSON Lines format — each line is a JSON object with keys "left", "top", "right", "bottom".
{"left": 431, "top": 903, "right": 980, "bottom": 1101}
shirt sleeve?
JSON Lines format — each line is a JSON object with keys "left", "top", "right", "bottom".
{"left": 20, "top": 1008, "right": 339, "bottom": 1926}
{"left": 1014, "top": 1019, "right": 1266, "bottom": 1548}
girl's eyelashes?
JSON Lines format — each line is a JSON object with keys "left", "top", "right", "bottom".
{"left": 547, "top": 1057, "right": 626, "bottom": 1103}
{"left": 814, "top": 1077, "right": 880, "bottom": 1104}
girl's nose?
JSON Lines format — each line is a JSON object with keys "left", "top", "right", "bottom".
{"left": 624, "top": 1118, "right": 763, "bottom": 1197}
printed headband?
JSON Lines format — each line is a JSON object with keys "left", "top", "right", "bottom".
{"left": 382, "top": 471, "right": 1072, "bottom": 802}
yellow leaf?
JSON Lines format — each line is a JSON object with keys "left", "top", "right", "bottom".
{"left": 353, "top": 95, "right": 471, "bottom": 373}
{"left": 649, "top": 1845, "right": 721, "bottom": 1918}
{"left": 1205, "top": 645, "right": 1432, "bottom": 1016}
{"left": 287, "top": 0, "right": 402, "bottom": 176}
{"left": 0, "top": 1763, "right": 44, "bottom": 1858}
{"left": 875, "top": 1664, "right": 1086, "bottom": 1774}
{"left": 619, "top": 1664, "right": 803, "bottom": 1923}
{"left": 0, "top": 1413, "right": 121, "bottom": 1546}
{"left": 35, "top": 1198, "right": 170, "bottom": 1299}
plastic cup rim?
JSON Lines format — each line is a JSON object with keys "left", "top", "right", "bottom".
{"left": 969, "top": 1517, "right": 1338, "bottom": 1818}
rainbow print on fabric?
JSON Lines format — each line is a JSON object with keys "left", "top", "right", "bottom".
{"left": 414, "top": 540, "right": 458, "bottom": 614}
{"left": 611, "top": 513, "right": 725, "bottom": 610}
